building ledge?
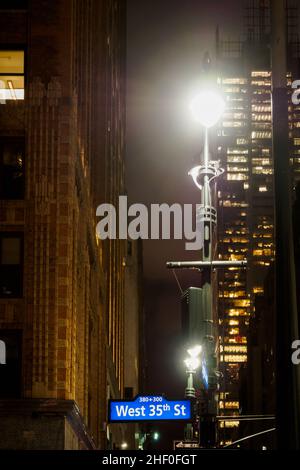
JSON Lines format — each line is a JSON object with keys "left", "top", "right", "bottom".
{"left": 0, "top": 398, "right": 96, "bottom": 450}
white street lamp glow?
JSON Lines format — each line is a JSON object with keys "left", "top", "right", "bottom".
{"left": 190, "top": 90, "right": 225, "bottom": 128}
{"left": 187, "top": 344, "right": 202, "bottom": 358}
{"left": 184, "top": 356, "right": 200, "bottom": 372}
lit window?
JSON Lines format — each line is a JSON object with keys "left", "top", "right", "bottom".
{"left": 227, "top": 254, "right": 247, "bottom": 261}
{"left": 253, "top": 167, "right": 273, "bottom": 175}
{"left": 222, "top": 78, "right": 247, "bottom": 85}
{"left": 232, "top": 113, "right": 247, "bottom": 120}
{"left": 252, "top": 105, "right": 271, "bottom": 113}
{"left": 253, "top": 249, "right": 262, "bottom": 256}
{"left": 251, "top": 113, "right": 271, "bottom": 122}
{"left": 253, "top": 89, "right": 271, "bottom": 95}
{"left": 227, "top": 148, "right": 248, "bottom": 155}
{"left": 227, "top": 173, "right": 248, "bottom": 181}
{"left": 222, "top": 236, "right": 248, "bottom": 243}
{"left": 224, "top": 345, "right": 247, "bottom": 353}
{"left": 233, "top": 336, "right": 246, "bottom": 344}
{"left": 226, "top": 96, "right": 245, "bottom": 102}
{"left": 251, "top": 71, "right": 271, "bottom": 78}
{"left": 227, "top": 165, "right": 248, "bottom": 173}
{"left": 252, "top": 158, "right": 271, "bottom": 166}
{"left": 253, "top": 286, "right": 264, "bottom": 294}
{"left": 225, "top": 401, "right": 239, "bottom": 409}
{"left": 227, "top": 337, "right": 247, "bottom": 344}
{"left": 227, "top": 309, "right": 248, "bottom": 317}
{"left": 223, "top": 87, "right": 243, "bottom": 93}
{"left": 221, "top": 291, "right": 246, "bottom": 299}
{"left": 253, "top": 248, "right": 272, "bottom": 257}
{"left": 222, "top": 355, "right": 247, "bottom": 362}
{"left": 0, "top": 50, "right": 24, "bottom": 101}
{"left": 229, "top": 328, "right": 239, "bottom": 335}
{"left": 251, "top": 131, "right": 272, "bottom": 139}
{"left": 222, "top": 421, "right": 240, "bottom": 428}
{"left": 223, "top": 121, "right": 245, "bottom": 128}
{"left": 227, "top": 156, "right": 248, "bottom": 163}
{"left": 254, "top": 261, "right": 271, "bottom": 266}
{"left": 233, "top": 299, "right": 250, "bottom": 307}
{"left": 222, "top": 201, "right": 248, "bottom": 209}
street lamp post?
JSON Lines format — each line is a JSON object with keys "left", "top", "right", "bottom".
{"left": 167, "top": 89, "right": 247, "bottom": 446}
{"left": 188, "top": 90, "right": 225, "bottom": 447}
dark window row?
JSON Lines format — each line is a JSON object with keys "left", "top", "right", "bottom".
{"left": 0, "top": 232, "right": 23, "bottom": 298}
{"left": 0, "top": 1, "right": 27, "bottom": 10}
{"left": 0, "top": 138, "right": 25, "bottom": 199}
{"left": 0, "top": 330, "right": 22, "bottom": 398}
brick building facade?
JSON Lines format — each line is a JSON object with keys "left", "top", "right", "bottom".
{"left": 0, "top": 0, "right": 136, "bottom": 450}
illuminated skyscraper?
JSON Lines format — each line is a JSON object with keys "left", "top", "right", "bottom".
{"left": 215, "top": 0, "right": 300, "bottom": 445}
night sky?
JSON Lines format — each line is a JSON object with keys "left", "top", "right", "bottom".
{"left": 126, "top": 0, "right": 243, "bottom": 447}
{"left": 126, "top": 0, "right": 243, "bottom": 278}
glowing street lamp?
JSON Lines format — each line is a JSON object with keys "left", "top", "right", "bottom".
{"left": 189, "top": 90, "right": 225, "bottom": 129}
{"left": 187, "top": 344, "right": 202, "bottom": 358}
{"left": 184, "top": 344, "right": 202, "bottom": 399}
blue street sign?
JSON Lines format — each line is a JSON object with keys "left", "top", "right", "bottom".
{"left": 108, "top": 396, "right": 192, "bottom": 422}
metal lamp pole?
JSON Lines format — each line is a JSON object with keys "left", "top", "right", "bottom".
{"left": 195, "top": 126, "right": 219, "bottom": 448}
{"left": 184, "top": 365, "right": 197, "bottom": 442}
{"left": 189, "top": 94, "right": 225, "bottom": 447}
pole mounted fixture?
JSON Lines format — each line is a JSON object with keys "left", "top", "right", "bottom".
{"left": 166, "top": 260, "right": 247, "bottom": 270}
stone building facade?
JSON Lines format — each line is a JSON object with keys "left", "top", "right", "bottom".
{"left": 0, "top": 0, "right": 132, "bottom": 449}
